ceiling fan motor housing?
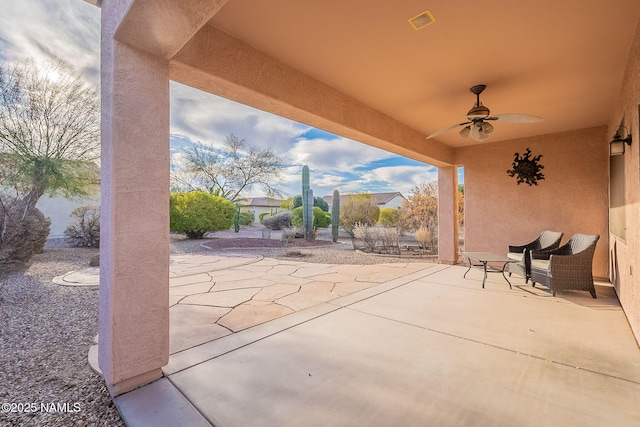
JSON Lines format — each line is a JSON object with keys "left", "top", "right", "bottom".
{"left": 467, "top": 104, "right": 490, "bottom": 120}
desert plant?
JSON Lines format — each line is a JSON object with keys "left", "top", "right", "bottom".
{"left": 291, "top": 206, "right": 331, "bottom": 229}
{"left": 400, "top": 183, "right": 440, "bottom": 251}
{"left": 281, "top": 226, "right": 301, "bottom": 243}
{"left": 0, "top": 60, "right": 100, "bottom": 213}
{"left": 378, "top": 208, "right": 399, "bottom": 227}
{"left": 169, "top": 191, "right": 235, "bottom": 239}
{"left": 340, "top": 194, "right": 380, "bottom": 237}
{"left": 0, "top": 194, "right": 50, "bottom": 266}
{"left": 233, "top": 205, "right": 241, "bottom": 232}
{"left": 379, "top": 227, "right": 401, "bottom": 254}
{"left": 331, "top": 189, "right": 340, "bottom": 242}
{"left": 259, "top": 211, "right": 270, "bottom": 223}
{"left": 282, "top": 195, "right": 329, "bottom": 212}
{"left": 314, "top": 207, "right": 332, "bottom": 228}
{"left": 262, "top": 211, "right": 292, "bottom": 230}
{"left": 64, "top": 205, "right": 100, "bottom": 248}
{"left": 171, "top": 133, "right": 285, "bottom": 202}
{"left": 353, "top": 224, "right": 380, "bottom": 252}
{"left": 301, "top": 165, "right": 313, "bottom": 240}
{"left": 239, "top": 210, "right": 254, "bottom": 226}
{"left": 414, "top": 227, "right": 431, "bottom": 250}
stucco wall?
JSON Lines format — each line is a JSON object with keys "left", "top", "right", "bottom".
{"left": 608, "top": 20, "right": 640, "bottom": 344}
{"left": 37, "top": 195, "right": 100, "bottom": 238}
{"left": 456, "top": 126, "right": 609, "bottom": 279}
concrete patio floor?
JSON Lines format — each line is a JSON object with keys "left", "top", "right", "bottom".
{"left": 109, "top": 255, "right": 640, "bottom": 427}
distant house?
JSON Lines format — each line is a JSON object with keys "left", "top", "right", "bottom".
{"left": 323, "top": 192, "right": 405, "bottom": 210}
{"left": 237, "top": 197, "right": 285, "bottom": 223}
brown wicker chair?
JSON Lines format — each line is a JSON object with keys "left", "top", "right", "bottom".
{"left": 507, "top": 230, "right": 563, "bottom": 283}
{"left": 529, "top": 233, "right": 600, "bottom": 298}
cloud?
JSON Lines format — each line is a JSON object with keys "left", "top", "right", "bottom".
{"left": 357, "top": 165, "right": 438, "bottom": 195}
{"left": 170, "top": 82, "right": 307, "bottom": 152}
{"left": 289, "top": 137, "right": 391, "bottom": 172}
{"left": 0, "top": 0, "right": 100, "bottom": 81}
{"left": 0, "top": 2, "right": 446, "bottom": 201}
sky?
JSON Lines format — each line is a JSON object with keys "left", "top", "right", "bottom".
{"left": 0, "top": 0, "right": 448, "bottom": 199}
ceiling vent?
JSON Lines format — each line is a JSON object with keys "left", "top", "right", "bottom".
{"left": 408, "top": 10, "right": 436, "bottom": 30}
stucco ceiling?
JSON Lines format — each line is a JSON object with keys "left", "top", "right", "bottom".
{"left": 207, "top": 0, "right": 640, "bottom": 148}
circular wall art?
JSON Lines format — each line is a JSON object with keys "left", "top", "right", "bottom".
{"left": 507, "top": 148, "right": 545, "bottom": 186}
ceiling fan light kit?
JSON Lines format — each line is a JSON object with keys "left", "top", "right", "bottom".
{"left": 426, "top": 84, "right": 542, "bottom": 142}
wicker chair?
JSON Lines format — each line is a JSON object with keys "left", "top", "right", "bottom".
{"left": 507, "top": 230, "right": 563, "bottom": 283}
{"left": 529, "top": 233, "right": 600, "bottom": 298}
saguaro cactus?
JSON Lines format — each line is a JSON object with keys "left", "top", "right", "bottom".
{"left": 233, "top": 204, "right": 240, "bottom": 232}
{"left": 331, "top": 189, "right": 340, "bottom": 242}
{"left": 302, "top": 165, "right": 314, "bottom": 240}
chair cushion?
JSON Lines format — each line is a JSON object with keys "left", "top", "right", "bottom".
{"left": 507, "top": 252, "right": 523, "bottom": 262}
{"left": 530, "top": 259, "right": 550, "bottom": 271}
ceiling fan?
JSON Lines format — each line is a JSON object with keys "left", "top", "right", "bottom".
{"left": 426, "top": 84, "right": 542, "bottom": 141}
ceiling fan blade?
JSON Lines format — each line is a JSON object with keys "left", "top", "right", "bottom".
{"left": 426, "top": 121, "right": 471, "bottom": 139}
{"left": 489, "top": 113, "right": 542, "bottom": 123}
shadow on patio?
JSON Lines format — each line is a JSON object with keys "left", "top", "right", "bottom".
{"left": 115, "top": 261, "right": 640, "bottom": 427}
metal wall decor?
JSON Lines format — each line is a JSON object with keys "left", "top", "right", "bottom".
{"left": 507, "top": 148, "right": 545, "bottom": 185}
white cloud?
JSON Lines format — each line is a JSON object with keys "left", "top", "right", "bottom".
{"left": 0, "top": 0, "right": 100, "bottom": 81}
{"left": 170, "top": 82, "right": 307, "bottom": 152}
{"left": 289, "top": 137, "right": 391, "bottom": 171}
{"left": 358, "top": 165, "right": 438, "bottom": 195}
{"left": 0, "top": 2, "right": 444, "bottom": 200}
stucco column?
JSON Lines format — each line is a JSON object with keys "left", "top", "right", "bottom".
{"left": 438, "top": 166, "right": 459, "bottom": 265}
{"left": 99, "top": 29, "right": 170, "bottom": 394}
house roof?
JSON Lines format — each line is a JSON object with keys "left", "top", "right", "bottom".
{"left": 237, "top": 197, "right": 284, "bottom": 208}
{"left": 323, "top": 192, "right": 405, "bottom": 207}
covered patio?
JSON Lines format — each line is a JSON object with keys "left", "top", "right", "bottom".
{"left": 91, "top": 0, "right": 640, "bottom": 422}
{"left": 114, "top": 262, "right": 640, "bottom": 426}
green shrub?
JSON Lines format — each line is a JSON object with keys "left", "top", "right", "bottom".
{"left": 340, "top": 194, "right": 380, "bottom": 237}
{"left": 170, "top": 191, "right": 235, "bottom": 239}
{"left": 259, "top": 212, "right": 270, "bottom": 223}
{"left": 314, "top": 207, "right": 331, "bottom": 228}
{"left": 291, "top": 206, "right": 331, "bottom": 228}
{"left": 286, "top": 194, "right": 330, "bottom": 212}
{"left": 239, "top": 210, "right": 254, "bottom": 226}
{"left": 378, "top": 208, "right": 399, "bottom": 227}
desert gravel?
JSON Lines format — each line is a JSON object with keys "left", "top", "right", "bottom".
{"left": 0, "top": 231, "right": 433, "bottom": 426}
{"left": 0, "top": 247, "right": 122, "bottom": 427}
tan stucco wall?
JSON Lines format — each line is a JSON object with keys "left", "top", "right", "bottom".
{"left": 608, "top": 20, "right": 640, "bottom": 344}
{"left": 100, "top": 0, "right": 173, "bottom": 395}
{"left": 456, "top": 127, "right": 609, "bottom": 279}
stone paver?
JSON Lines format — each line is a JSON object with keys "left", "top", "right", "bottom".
{"left": 180, "top": 288, "right": 260, "bottom": 308}
{"left": 277, "top": 281, "right": 338, "bottom": 311}
{"left": 63, "top": 253, "right": 435, "bottom": 357}
{"left": 170, "top": 305, "right": 230, "bottom": 326}
{"left": 253, "top": 284, "right": 300, "bottom": 301}
{"left": 218, "top": 301, "right": 294, "bottom": 332}
{"left": 169, "top": 282, "right": 214, "bottom": 297}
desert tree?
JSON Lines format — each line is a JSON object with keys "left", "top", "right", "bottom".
{"left": 0, "top": 59, "right": 100, "bottom": 210}
{"left": 339, "top": 193, "right": 380, "bottom": 237}
{"left": 171, "top": 133, "right": 285, "bottom": 203}
{"left": 0, "top": 59, "right": 99, "bottom": 264}
{"left": 399, "top": 182, "right": 439, "bottom": 249}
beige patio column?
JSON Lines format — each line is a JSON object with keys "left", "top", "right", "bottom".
{"left": 99, "top": 1, "right": 170, "bottom": 396}
{"left": 438, "top": 166, "right": 459, "bottom": 265}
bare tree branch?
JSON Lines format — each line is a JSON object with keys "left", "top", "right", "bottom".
{"left": 0, "top": 59, "right": 100, "bottom": 210}
{"left": 173, "top": 133, "right": 285, "bottom": 202}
